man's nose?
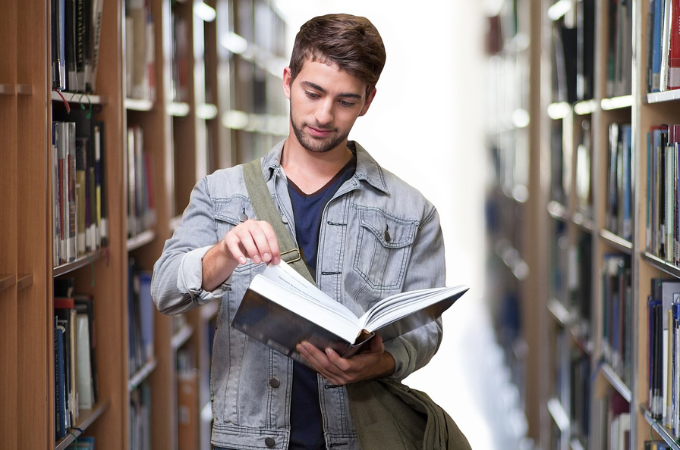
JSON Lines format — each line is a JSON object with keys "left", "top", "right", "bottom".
{"left": 315, "top": 99, "right": 334, "bottom": 125}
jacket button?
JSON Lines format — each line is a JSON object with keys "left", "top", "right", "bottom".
{"left": 269, "top": 377, "right": 280, "bottom": 388}
{"left": 265, "top": 437, "right": 276, "bottom": 447}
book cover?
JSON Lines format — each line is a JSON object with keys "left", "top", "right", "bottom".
{"left": 231, "top": 263, "right": 468, "bottom": 365}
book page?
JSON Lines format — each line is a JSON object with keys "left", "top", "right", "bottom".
{"left": 261, "top": 263, "right": 356, "bottom": 319}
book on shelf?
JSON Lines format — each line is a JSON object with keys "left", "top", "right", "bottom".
{"left": 231, "top": 262, "right": 469, "bottom": 365}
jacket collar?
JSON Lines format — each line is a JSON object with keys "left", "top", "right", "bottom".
{"left": 261, "top": 139, "right": 389, "bottom": 194}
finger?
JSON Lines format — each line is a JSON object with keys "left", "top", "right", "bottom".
{"left": 257, "top": 221, "right": 281, "bottom": 264}
{"left": 249, "top": 221, "right": 280, "bottom": 264}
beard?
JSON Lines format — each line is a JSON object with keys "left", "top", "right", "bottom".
{"left": 290, "top": 110, "right": 349, "bottom": 154}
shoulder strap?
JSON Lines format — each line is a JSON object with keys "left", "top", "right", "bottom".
{"left": 243, "top": 158, "right": 316, "bottom": 285}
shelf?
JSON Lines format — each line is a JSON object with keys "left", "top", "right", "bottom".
{"left": 53, "top": 248, "right": 108, "bottom": 277}
{"left": 547, "top": 102, "right": 571, "bottom": 120}
{"left": 128, "top": 358, "right": 158, "bottom": 392}
{"left": 124, "top": 97, "right": 153, "bottom": 111}
{"left": 196, "top": 103, "right": 218, "bottom": 120}
{"left": 599, "top": 229, "right": 633, "bottom": 254}
{"left": 547, "top": 398, "right": 570, "bottom": 432}
{"left": 201, "top": 298, "right": 219, "bottom": 321}
{"left": 600, "top": 95, "right": 633, "bottom": 110}
{"left": 547, "top": 297, "right": 572, "bottom": 326}
{"left": 0, "top": 274, "right": 16, "bottom": 291}
{"left": 573, "top": 100, "right": 597, "bottom": 115}
{"left": 54, "top": 398, "right": 111, "bottom": 450}
{"left": 642, "top": 252, "right": 680, "bottom": 278}
{"left": 547, "top": 200, "right": 569, "bottom": 222}
{"left": 168, "top": 102, "right": 190, "bottom": 117}
{"left": 572, "top": 212, "right": 595, "bottom": 232}
{"left": 599, "top": 362, "right": 631, "bottom": 402}
{"left": 51, "top": 90, "right": 106, "bottom": 105}
{"left": 494, "top": 238, "right": 529, "bottom": 281}
{"left": 641, "top": 405, "right": 680, "bottom": 449}
{"left": 17, "top": 274, "right": 33, "bottom": 290}
{"left": 647, "top": 90, "right": 680, "bottom": 104}
{"left": 127, "top": 229, "right": 155, "bottom": 252}
{"left": 171, "top": 324, "right": 194, "bottom": 350}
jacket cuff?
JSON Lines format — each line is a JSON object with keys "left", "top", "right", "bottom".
{"left": 178, "top": 245, "right": 230, "bottom": 303}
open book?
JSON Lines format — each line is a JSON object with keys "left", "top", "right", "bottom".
{"left": 231, "top": 262, "right": 469, "bottom": 363}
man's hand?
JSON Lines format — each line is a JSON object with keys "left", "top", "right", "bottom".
{"left": 296, "top": 335, "right": 395, "bottom": 386}
{"left": 202, "top": 219, "right": 281, "bottom": 291}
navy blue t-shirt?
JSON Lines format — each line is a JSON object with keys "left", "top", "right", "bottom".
{"left": 287, "top": 155, "right": 356, "bottom": 450}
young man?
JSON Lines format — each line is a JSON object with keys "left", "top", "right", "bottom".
{"left": 152, "top": 14, "right": 447, "bottom": 450}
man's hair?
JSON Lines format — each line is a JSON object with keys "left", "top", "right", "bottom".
{"left": 288, "top": 14, "right": 386, "bottom": 96}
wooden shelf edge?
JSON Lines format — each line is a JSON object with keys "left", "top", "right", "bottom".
{"left": 599, "top": 229, "right": 633, "bottom": 254}
{"left": 0, "top": 84, "right": 15, "bottom": 95}
{"left": 640, "top": 405, "right": 680, "bottom": 449}
{"left": 647, "top": 90, "right": 680, "bottom": 104}
{"left": 171, "top": 324, "right": 194, "bottom": 350}
{"left": 127, "top": 229, "right": 156, "bottom": 252}
{"left": 128, "top": 358, "right": 158, "bottom": 392}
{"left": 53, "top": 248, "right": 108, "bottom": 277}
{"left": 0, "top": 274, "right": 16, "bottom": 291}
{"left": 51, "top": 90, "right": 106, "bottom": 105}
{"left": 547, "top": 398, "right": 570, "bottom": 432}
{"left": 17, "top": 274, "right": 33, "bottom": 290}
{"left": 601, "top": 95, "right": 633, "bottom": 110}
{"left": 547, "top": 200, "right": 569, "bottom": 222}
{"left": 642, "top": 252, "right": 680, "bottom": 278}
{"left": 54, "top": 398, "right": 111, "bottom": 450}
{"left": 124, "top": 97, "right": 153, "bottom": 111}
{"left": 599, "top": 362, "right": 631, "bottom": 402}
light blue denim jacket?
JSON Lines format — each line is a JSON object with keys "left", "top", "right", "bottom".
{"left": 152, "top": 140, "right": 446, "bottom": 449}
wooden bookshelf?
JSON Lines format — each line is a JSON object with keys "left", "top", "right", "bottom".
{"left": 487, "top": 0, "right": 680, "bottom": 447}
{"left": 0, "top": 0, "right": 287, "bottom": 449}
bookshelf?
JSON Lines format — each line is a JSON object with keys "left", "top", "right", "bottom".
{"left": 486, "top": 0, "right": 680, "bottom": 447}
{"left": 0, "top": 0, "right": 286, "bottom": 448}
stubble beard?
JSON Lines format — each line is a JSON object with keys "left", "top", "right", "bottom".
{"left": 290, "top": 112, "right": 349, "bottom": 154}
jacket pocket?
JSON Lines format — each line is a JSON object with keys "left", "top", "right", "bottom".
{"left": 353, "top": 207, "right": 418, "bottom": 290}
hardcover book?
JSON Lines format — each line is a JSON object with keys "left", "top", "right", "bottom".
{"left": 231, "top": 262, "right": 469, "bottom": 364}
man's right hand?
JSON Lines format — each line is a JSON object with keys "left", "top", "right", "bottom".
{"left": 201, "top": 219, "right": 281, "bottom": 291}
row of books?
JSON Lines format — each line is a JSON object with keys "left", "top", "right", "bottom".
{"left": 601, "top": 254, "right": 632, "bottom": 386}
{"left": 591, "top": 391, "right": 630, "bottom": 450}
{"left": 647, "top": 0, "right": 680, "bottom": 93}
{"left": 51, "top": 108, "right": 108, "bottom": 266}
{"left": 647, "top": 124, "right": 680, "bottom": 263}
{"left": 125, "top": 0, "right": 155, "bottom": 101}
{"left": 130, "top": 382, "right": 151, "bottom": 450}
{"left": 127, "top": 125, "right": 157, "bottom": 239}
{"left": 647, "top": 277, "right": 680, "bottom": 436}
{"left": 54, "top": 278, "right": 98, "bottom": 441}
{"left": 128, "top": 258, "right": 155, "bottom": 377}
{"left": 605, "top": 123, "right": 633, "bottom": 242}
{"left": 550, "top": 0, "right": 595, "bottom": 104}
{"left": 51, "top": 0, "right": 105, "bottom": 93}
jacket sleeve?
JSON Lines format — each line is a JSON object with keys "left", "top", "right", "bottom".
{"left": 382, "top": 204, "right": 446, "bottom": 381}
{"left": 151, "top": 177, "right": 230, "bottom": 315}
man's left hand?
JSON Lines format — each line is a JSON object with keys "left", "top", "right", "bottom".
{"left": 296, "top": 335, "right": 395, "bottom": 386}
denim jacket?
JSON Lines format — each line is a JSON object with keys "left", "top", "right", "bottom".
{"left": 152, "top": 140, "right": 446, "bottom": 449}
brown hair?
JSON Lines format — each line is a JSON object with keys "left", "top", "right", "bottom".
{"left": 288, "top": 14, "right": 386, "bottom": 96}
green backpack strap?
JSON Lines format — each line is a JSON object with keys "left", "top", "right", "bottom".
{"left": 242, "top": 158, "right": 316, "bottom": 285}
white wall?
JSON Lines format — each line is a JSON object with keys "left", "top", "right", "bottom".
{"left": 274, "top": 1, "right": 498, "bottom": 447}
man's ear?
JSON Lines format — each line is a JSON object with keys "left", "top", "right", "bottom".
{"left": 282, "top": 67, "right": 292, "bottom": 100}
{"left": 359, "top": 88, "right": 377, "bottom": 117}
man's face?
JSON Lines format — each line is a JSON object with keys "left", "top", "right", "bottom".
{"left": 283, "top": 59, "right": 375, "bottom": 154}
